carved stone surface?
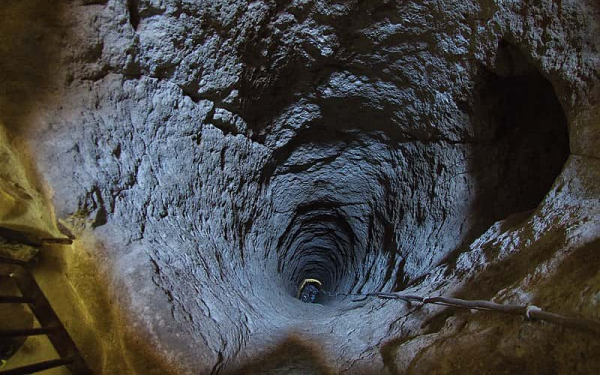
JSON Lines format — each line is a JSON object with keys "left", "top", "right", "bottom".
{"left": 1, "top": 0, "right": 599, "bottom": 373}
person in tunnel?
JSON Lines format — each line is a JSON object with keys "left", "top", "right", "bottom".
{"left": 297, "top": 278, "right": 322, "bottom": 303}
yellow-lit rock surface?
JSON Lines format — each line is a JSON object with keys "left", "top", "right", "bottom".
{"left": 0, "top": 124, "right": 62, "bottom": 239}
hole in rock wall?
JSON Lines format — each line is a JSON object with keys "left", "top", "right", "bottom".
{"left": 471, "top": 41, "right": 570, "bottom": 224}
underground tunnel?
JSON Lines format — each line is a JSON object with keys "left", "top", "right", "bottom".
{"left": 0, "top": 0, "right": 599, "bottom": 374}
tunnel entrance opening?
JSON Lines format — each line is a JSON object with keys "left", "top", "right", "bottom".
{"left": 276, "top": 203, "right": 363, "bottom": 302}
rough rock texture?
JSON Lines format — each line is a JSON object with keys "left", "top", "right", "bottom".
{"left": 1, "top": 0, "right": 599, "bottom": 373}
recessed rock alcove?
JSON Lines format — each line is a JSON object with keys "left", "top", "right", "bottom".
{"left": 0, "top": 0, "right": 599, "bottom": 374}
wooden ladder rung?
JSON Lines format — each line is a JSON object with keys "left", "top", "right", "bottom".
{"left": 0, "top": 296, "right": 34, "bottom": 304}
{"left": 0, "top": 327, "right": 58, "bottom": 338}
{"left": 0, "top": 358, "right": 73, "bottom": 375}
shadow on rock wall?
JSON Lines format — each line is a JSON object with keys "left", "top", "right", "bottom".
{"left": 0, "top": 0, "right": 65, "bottom": 133}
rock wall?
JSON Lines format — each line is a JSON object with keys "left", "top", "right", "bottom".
{"left": 1, "top": 0, "right": 599, "bottom": 373}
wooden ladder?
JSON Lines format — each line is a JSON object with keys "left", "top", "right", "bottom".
{"left": 0, "top": 256, "right": 91, "bottom": 374}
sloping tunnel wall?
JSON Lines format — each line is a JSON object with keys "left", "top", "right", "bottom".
{"left": 0, "top": 0, "right": 599, "bottom": 374}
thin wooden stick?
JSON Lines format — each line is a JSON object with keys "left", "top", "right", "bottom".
{"left": 371, "top": 292, "right": 600, "bottom": 335}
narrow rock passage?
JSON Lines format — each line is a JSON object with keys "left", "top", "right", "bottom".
{"left": 0, "top": 0, "right": 599, "bottom": 374}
